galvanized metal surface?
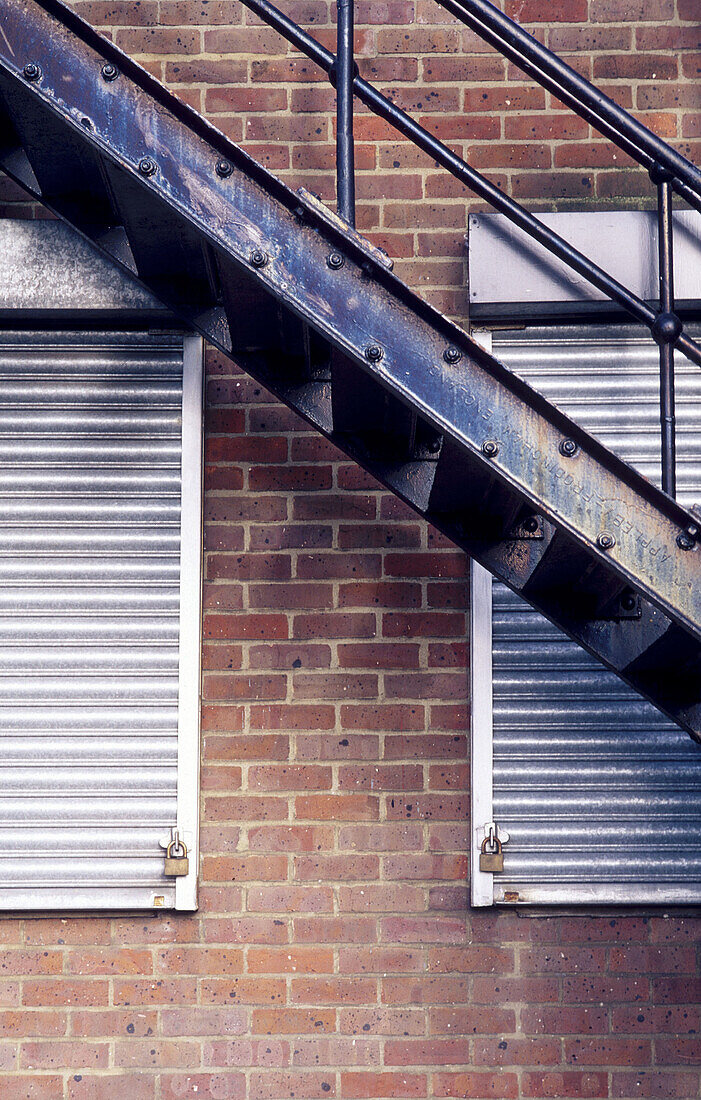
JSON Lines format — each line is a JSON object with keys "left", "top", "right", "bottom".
{"left": 2, "top": 0, "right": 701, "bottom": 735}
{"left": 468, "top": 210, "right": 701, "bottom": 313}
{"left": 0, "top": 220, "right": 164, "bottom": 316}
{"left": 0, "top": 330, "right": 194, "bottom": 910}
{"left": 489, "top": 326, "right": 701, "bottom": 904}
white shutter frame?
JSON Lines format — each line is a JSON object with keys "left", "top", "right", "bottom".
{"left": 174, "top": 334, "right": 204, "bottom": 912}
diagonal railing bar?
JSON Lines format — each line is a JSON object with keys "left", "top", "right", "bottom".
{"left": 434, "top": 0, "right": 701, "bottom": 212}
{"left": 239, "top": 0, "right": 701, "bottom": 370}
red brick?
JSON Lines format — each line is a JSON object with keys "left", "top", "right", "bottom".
{"left": 200, "top": 978, "right": 286, "bottom": 1005}
{"left": 428, "top": 946, "right": 514, "bottom": 973}
{"left": 161, "top": 1075, "right": 245, "bottom": 1100}
{"left": 295, "top": 794, "right": 380, "bottom": 820}
{"left": 246, "top": 825, "right": 331, "bottom": 853}
{"left": 203, "top": 613, "right": 289, "bottom": 641}
{"left": 21, "top": 1040, "right": 108, "bottom": 1070}
{"left": 162, "top": 1008, "right": 248, "bottom": 1036}
{"left": 429, "top": 1006, "right": 516, "bottom": 1034}
{"left": 248, "top": 764, "right": 332, "bottom": 790}
{"left": 338, "top": 764, "right": 424, "bottom": 790}
{"left": 564, "top": 1036, "right": 651, "bottom": 1065}
{"left": 434, "top": 1074, "right": 518, "bottom": 1098}
{"left": 339, "top": 581, "right": 422, "bottom": 608}
{"left": 293, "top": 917, "right": 379, "bottom": 944}
{"left": 611, "top": 1003, "right": 700, "bottom": 1033}
{"left": 291, "top": 672, "right": 379, "bottom": 700}
{"left": 22, "top": 981, "right": 109, "bottom": 1008}
{"left": 155, "top": 948, "right": 244, "bottom": 976}
{"left": 507, "top": 0, "right": 587, "bottom": 18}
{"left": 610, "top": 1071, "right": 701, "bottom": 1098}
{"left": 521, "top": 1073, "right": 608, "bottom": 1098}
{"left": 385, "top": 1037, "right": 471, "bottom": 1065}
{"left": 383, "top": 853, "right": 468, "bottom": 880}
{"left": 342, "top": 1072, "right": 428, "bottom": 1098}
{"left": 64, "top": 949, "right": 152, "bottom": 975}
{"left": 248, "top": 886, "right": 334, "bottom": 913}
{"left": 340, "top": 704, "right": 425, "bottom": 730}
{"left": 591, "top": 0, "right": 673, "bottom": 18}
{"left": 562, "top": 975, "right": 650, "bottom": 1002}
{"left": 112, "top": 980, "right": 198, "bottom": 1006}
{"left": 609, "top": 945, "right": 696, "bottom": 973}
{"left": 71, "top": 1010, "right": 159, "bottom": 1038}
{"left": 114, "top": 1040, "right": 200, "bottom": 1068}
{"left": 68, "top": 1077, "right": 156, "bottom": 1100}
{"left": 295, "top": 853, "right": 380, "bottom": 880}
{"left": 383, "top": 612, "right": 465, "bottom": 637}
{"left": 0, "top": 1080, "right": 66, "bottom": 1100}
{"left": 294, "top": 613, "right": 377, "bottom": 639}
{"left": 249, "top": 1072, "right": 335, "bottom": 1098}
{"left": 249, "top": 523, "right": 332, "bottom": 550}
{"left": 249, "top": 583, "right": 333, "bottom": 610}
{"left": 247, "top": 947, "right": 334, "bottom": 974}
{"left": 522, "top": 1005, "right": 608, "bottom": 1035}
{"left": 655, "top": 1037, "right": 701, "bottom": 1064}
{"left": 296, "top": 733, "right": 380, "bottom": 760}
{"left": 252, "top": 1008, "right": 337, "bottom": 1034}
{"left": 290, "top": 977, "right": 378, "bottom": 1004}
{"left": 249, "top": 704, "right": 336, "bottom": 730}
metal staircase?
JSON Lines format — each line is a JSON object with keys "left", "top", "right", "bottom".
{"left": 1, "top": 0, "right": 701, "bottom": 740}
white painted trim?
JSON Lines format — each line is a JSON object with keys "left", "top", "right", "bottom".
{"left": 468, "top": 328, "right": 496, "bottom": 908}
{"left": 493, "top": 883, "right": 701, "bottom": 906}
{"left": 175, "top": 335, "right": 204, "bottom": 911}
{"left": 470, "top": 560, "right": 495, "bottom": 907}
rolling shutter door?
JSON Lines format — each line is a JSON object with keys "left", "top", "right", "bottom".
{"left": 0, "top": 329, "right": 202, "bottom": 910}
{"left": 473, "top": 324, "right": 701, "bottom": 905}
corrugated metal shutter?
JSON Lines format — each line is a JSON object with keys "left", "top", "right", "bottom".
{"left": 487, "top": 324, "right": 701, "bottom": 905}
{"left": 0, "top": 329, "right": 201, "bottom": 910}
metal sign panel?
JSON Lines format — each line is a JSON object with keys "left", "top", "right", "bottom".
{"left": 468, "top": 210, "right": 701, "bottom": 312}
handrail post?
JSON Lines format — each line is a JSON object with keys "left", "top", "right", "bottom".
{"left": 335, "top": 0, "right": 356, "bottom": 227}
{"left": 651, "top": 165, "right": 679, "bottom": 498}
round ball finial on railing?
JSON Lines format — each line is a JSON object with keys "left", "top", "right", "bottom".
{"left": 651, "top": 311, "right": 683, "bottom": 346}
{"left": 649, "top": 162, "right": 674, "bottom": 186}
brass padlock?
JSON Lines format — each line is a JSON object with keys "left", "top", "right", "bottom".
{"left": 479, "top": 836, "right": 504, "bottom": 873}
{"left": 164, "top": 838, "right": 189, "bottom": 877}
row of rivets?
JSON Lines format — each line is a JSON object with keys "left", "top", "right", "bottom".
{"left": 17, "top": 59, "right": 681, "bottom": 565}
{"left": 24, "top": 60, "right": 121, "bottom": 82}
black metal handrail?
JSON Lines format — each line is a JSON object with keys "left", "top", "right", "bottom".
{"left": 435, "top": 0, "right": 701, "bottom": 216}
{"left": 238, "top": 0, "right": 701, "bottom": 497}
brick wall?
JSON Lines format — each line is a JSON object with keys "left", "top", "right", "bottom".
{"left": 0, "top": 0, "right": 701, "bottom": 1097}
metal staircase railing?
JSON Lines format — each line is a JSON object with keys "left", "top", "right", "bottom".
{"left": 1, "top": 0, "right": 701, "bottom": 742}
{"left": 240, "top": 0, "right": 701, "bottom": 501}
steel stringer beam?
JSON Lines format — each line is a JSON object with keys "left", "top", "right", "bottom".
{"left": 0, "top": 0, "right": 700, "bottom": 737}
